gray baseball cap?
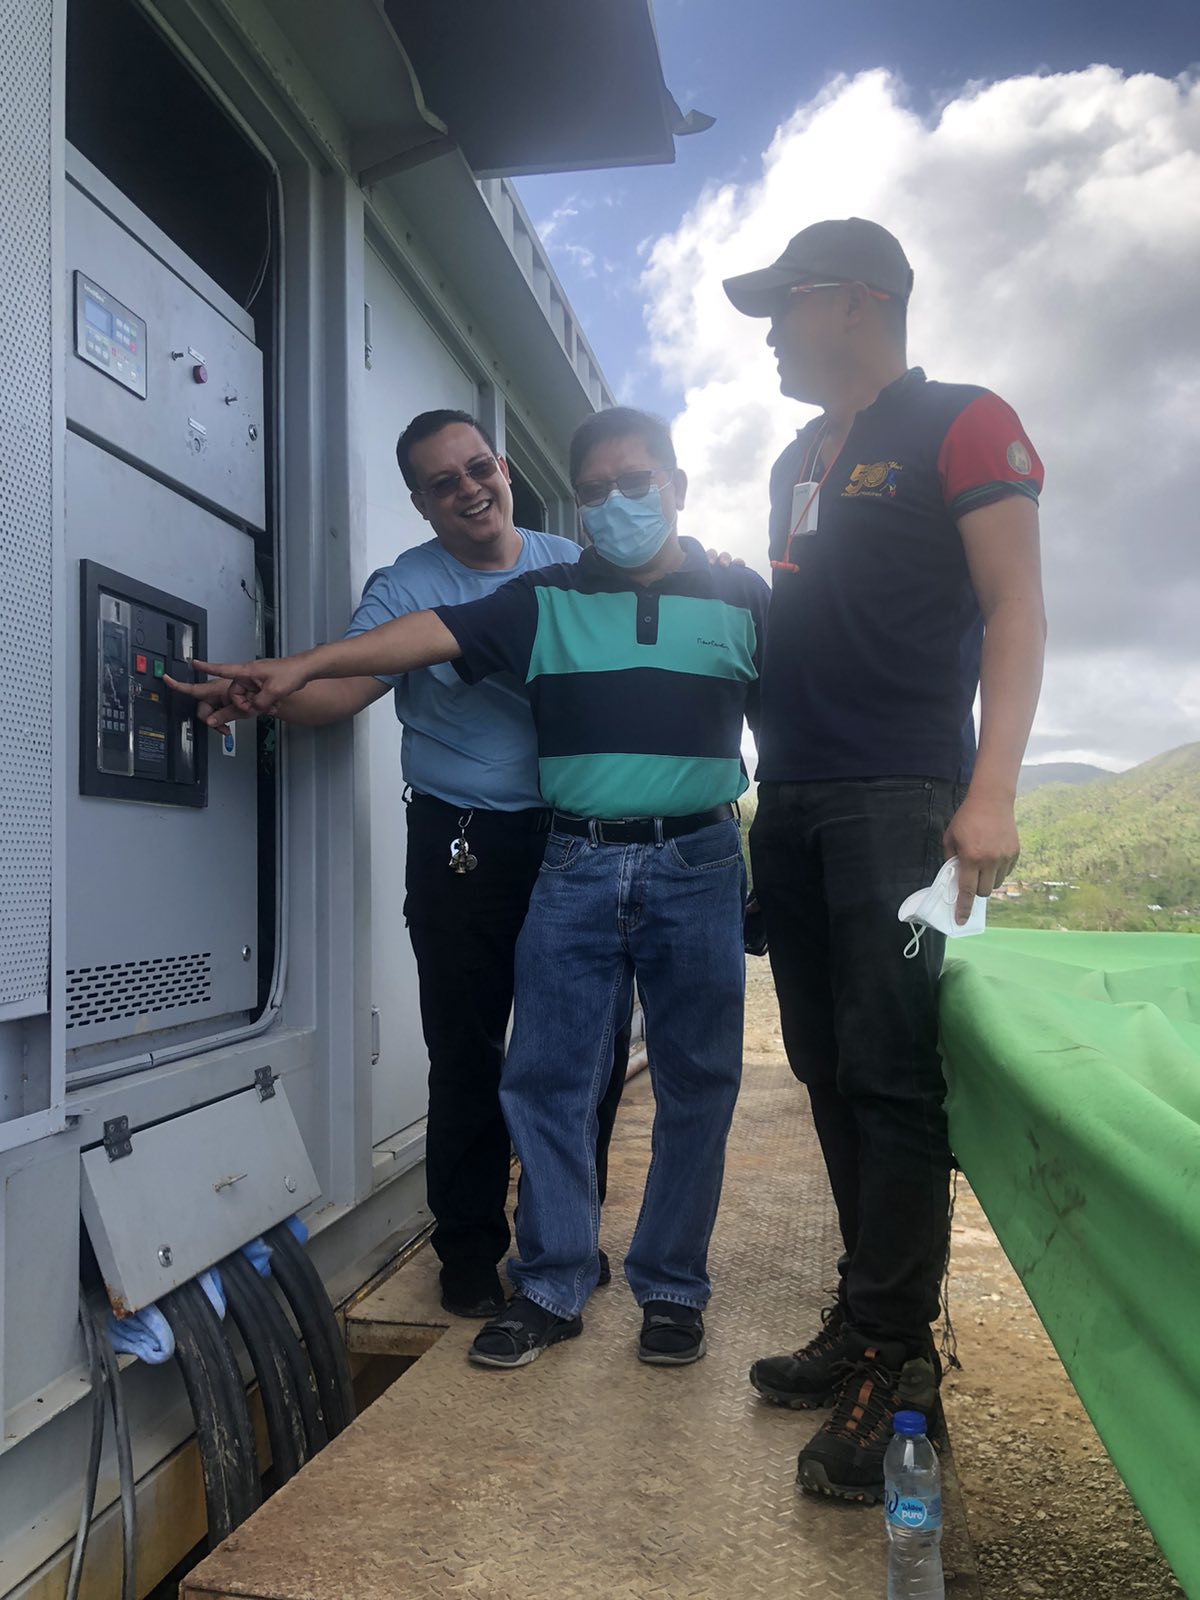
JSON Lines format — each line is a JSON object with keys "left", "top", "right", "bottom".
{"left": 723, "top": 218, "right": 913, "bottom": 317}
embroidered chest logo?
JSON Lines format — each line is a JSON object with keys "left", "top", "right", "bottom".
{"left": 842, "top": 460, "right": 904, "bottom": 498}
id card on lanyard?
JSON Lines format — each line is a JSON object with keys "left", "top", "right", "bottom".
{"left": 772, "top": 424, "right": 838, "bottom": 574}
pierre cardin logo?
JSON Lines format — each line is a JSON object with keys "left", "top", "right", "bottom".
{"left": 697, "top": 637, "right": 730, "bottom": 650}
{"left": 842, "top": 460, "right": 904, "bottom": 498}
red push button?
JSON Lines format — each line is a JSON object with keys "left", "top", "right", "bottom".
{"left": 135, "top": 654, "right": 148, "bottom": 674}
{"left": 193, "top": 363, "right": 208, "bottom": 384}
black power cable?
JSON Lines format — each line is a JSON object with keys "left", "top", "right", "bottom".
{"left": 160, "top": 1285, "right": 239, "bottom": 1547}
{"left": 65, "top": 1291, "right": 106, "bottom": 1600}
{"left": 221, "top": 1253, "right": 306, "bottom": 1487}
{"left": 175, "top": 1280, "right": 262, "bottom": 1528}
{"left": 95, "top": 1314, "right": 137, "bottom": 1600}
{"left": 233, "top": 1250, "right": 326, "bottom": 1457}
{"left": 264, "top": 1224, "right": 356, "bottom": 1439}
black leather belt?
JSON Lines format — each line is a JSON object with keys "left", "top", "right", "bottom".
{"left": 550, "top": 804, "right": 734, "bottom": 845}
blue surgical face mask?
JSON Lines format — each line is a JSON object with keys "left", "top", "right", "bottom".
{"left": 580, "top": 485, "right": 674, "bottom": 569}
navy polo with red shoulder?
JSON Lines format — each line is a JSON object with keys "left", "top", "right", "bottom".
{"left": 758, "top": 367, "right": 1044, "bottom": 786}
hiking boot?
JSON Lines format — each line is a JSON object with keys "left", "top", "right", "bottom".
{"left": 749, "top": 1297, "right": 851, "bottom": 1408}
{"left": 439, "top": 1266, "right": 507, "bottom": 1320}
{"left": 597, "top": 1248, "right": 611, "bottom": 1286}
{"left": 468, "top": 1295, "right": 583, "bottom": 1369}
{"left": 638, "top": 1301, "right": 706, "bottom": 1366}
{"left": 796, "top": 1333, "right": 942, "bottom": 1503}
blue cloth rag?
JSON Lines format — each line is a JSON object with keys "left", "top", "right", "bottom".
{"left": 241, "top": 1237, "right": 273, "bottom": 1278}
{"left": 107, "top": 1304, "right": 175, "bottom": 1364}
{"left": 284, "top": 1214, "right": 309, "bottom": 1246}
{"left": 197, "top": 1268, "right": 225, "bottom": 1319}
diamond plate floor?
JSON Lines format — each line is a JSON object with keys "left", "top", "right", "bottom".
{"left": 184, "top": 1011, "right": 979, "bottom": 1599}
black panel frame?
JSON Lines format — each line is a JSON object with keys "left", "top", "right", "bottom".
{"left": 79, "top": 559, "right": 208, "bottom": 808}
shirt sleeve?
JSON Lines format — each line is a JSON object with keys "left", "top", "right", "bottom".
{"left": 740, "top": 570, "right": 772, "bottom": 738}
{"left": 433, "top": 574, "right": 541, "bottom": 685}
{"left": 937, "top": 392, "right": 1044, "bottom": 520}
{"left": 343, "top": 568, "right": 423, "bottom": 686}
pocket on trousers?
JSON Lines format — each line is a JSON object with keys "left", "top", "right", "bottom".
{"left": 539, "top": 832, "right": 588, "bottom": 873}
{"left": 666, "top": 820, "right": 743, "bottom": 872}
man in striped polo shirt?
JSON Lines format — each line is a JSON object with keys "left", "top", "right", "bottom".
{"left": 187, "top": 407, "right": 770, "bottom": 1370}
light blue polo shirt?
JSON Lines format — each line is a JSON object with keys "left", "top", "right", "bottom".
{"left": 345, "top": 528, "right": 580, "bottom": 811}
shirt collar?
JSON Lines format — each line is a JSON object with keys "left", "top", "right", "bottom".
{"left": 576, "top": 534, "right": 707, "bottom": 588}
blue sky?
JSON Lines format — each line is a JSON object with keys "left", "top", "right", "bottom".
{"left": 516, "top": 0, "right": 1196, "bottom": 417}
{"left": 516, "top": 4, "right": 1200, "bottom": 767}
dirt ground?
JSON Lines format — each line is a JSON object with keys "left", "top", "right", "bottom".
{"left": 742, "top": 959, "right": 1184, "bottom": 1600}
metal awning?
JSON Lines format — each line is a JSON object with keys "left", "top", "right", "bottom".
{"left": 385, "top": 0, "right": 713, "bottom": 178}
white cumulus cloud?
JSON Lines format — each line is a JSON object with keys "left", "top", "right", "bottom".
{"left": 638, "top": 67, "right": 1200, "bottom": 767}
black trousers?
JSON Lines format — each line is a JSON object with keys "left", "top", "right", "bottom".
{"left": 749, "top": 778, "right": 962, "bottom": 1348}
{"left": 404, "top": 792, "right": 630, "bottom": 1278}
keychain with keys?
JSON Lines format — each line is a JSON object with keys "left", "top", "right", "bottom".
{"left": 448, "top": 811, "right": 477, "bottom": 874}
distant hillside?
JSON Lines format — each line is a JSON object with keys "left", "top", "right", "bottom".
{"left": 1018, "top": 761, "right": 1111, "bottom": 795}
{"left": 994, "top": 743, "right": 1200, "bottom": 932}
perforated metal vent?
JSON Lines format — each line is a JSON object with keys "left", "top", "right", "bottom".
{"left": 66, "top": 954, "right": 213, "bottom": 1029}
{"left": 0, "top": 0, "right": 55, "bottom": 1011}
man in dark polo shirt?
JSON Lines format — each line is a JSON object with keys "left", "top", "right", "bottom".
{"left": 183, "top": 407, "right": 770, "bottom": 1371}
{"left": 724, "top": 219, "right": 1046, "bottom": 1501}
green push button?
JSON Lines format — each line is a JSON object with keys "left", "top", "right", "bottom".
{"left": 153, "top": 659, "right": 165, "bottom": 678}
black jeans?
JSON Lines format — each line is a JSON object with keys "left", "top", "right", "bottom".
{"left": 749, "top": 778, "right": 963, "bottom": 1348}
{"left": 404, "top": 792, "right": 629, "bottom": 1280}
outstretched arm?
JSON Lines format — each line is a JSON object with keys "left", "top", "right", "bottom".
{"left": 167, "top": 610, "right": 461, "bottom": 718}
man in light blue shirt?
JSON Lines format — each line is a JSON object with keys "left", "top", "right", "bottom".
{"left": 188, "top": 410, "right": 629, "bottom": 1318}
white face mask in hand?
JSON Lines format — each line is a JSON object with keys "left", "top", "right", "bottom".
{"left": 897, "top": 856, "right": 988, "bottom": 959}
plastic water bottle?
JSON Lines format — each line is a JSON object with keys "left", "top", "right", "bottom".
{"left": 883, "top": 1410, "right": 944, "bottom": 1599}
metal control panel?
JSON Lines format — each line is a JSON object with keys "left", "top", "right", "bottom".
{"left": 66, "top": 151, "right": 265, "bottom": 532}
{"left": 74, "top": 272, "right": 146, "bottom": 397}
{"left": 81, "top": 561, "right": 206, "bottom": 806}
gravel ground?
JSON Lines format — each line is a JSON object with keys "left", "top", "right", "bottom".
{"left": 743, "top": 958, "right": 1184, "bottom": 1600}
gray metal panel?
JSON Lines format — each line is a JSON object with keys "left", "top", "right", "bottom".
{"left": 0, "top": 0, "right": 55, "bottom": 1016}
{"left": 66, "top": 180, "right": 266, "bottom": 530}
{"left": 79, "top": 1081, "right": 320, "bottom": 1316}
{"left": 64, "top": 433, "right": 258, "bottom": 1053}
{"left": 361, "top": 242, "right": 477, "bottom": 1144}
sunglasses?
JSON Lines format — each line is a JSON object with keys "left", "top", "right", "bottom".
{"left": 770, "top": 280, "right": 893, "bottom": 318}
{"left": 420, "top": 455, "right": 502, "bottom": 500}
{"left": 573, "top": 469, "right": 671, "bottom": 508}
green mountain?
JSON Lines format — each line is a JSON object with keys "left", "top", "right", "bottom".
{"left": 994, "top": 744, "right": 1200, "bottom": 932}
{"left": 1017, "top": 760, "right": 1111, "bottom": 794}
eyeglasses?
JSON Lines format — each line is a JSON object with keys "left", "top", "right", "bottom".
{"left": 573, "top": 469, "right": 671, "bottom": 508}
{"left": 770, "top": 281, "right": 893, "bottom": 319}
{"left": 419, "top": 455, "right": 502, "bottom": 500}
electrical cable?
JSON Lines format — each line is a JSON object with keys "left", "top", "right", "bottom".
{"left": 175, "top": 1279, "right": 261, "bottom": 1528}
{"left": 221, "top": 1253, "right": 305, "bottom": 1486}
{"left": 160, "top": 1286, "right": 239, "bottom": 1546}
{"left": 65, "top": 1290, "right": 106, "bottom": 1600}
{"left": 242, "top": 185, "right": 272, "bottom": 310}
{"left": 265, "top": 1224, "right": 356, "bottom": 1438}
{"left": 95, "top": 1312, "right": 137, "bottom": 1600}
{"left": 233, "top": 1249, "right": 326, "bottom": 1456}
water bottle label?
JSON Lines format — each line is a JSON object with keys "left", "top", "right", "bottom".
{"left": 885, "top": 1489, "right": 942, "bottom": 1531}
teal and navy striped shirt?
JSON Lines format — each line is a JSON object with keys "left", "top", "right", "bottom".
{"left": 434, "top": 538, "right": 769, "bottom": 819}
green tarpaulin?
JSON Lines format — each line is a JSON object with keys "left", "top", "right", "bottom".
{"left": 941, "top": 929, "right": 1200, "bottom": 1597}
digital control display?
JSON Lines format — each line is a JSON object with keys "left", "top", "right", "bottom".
{"left": 81, "top": 563, "right": 207, "bottom": 808}
{"left": 74, "top": 273, "right": 147, "bottom": 399}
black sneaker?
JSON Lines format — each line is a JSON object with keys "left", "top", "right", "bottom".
{"left": 439, "top": 1266, "right": 507, "bottom": 1320}
{"left": 796, "top": 1333, "right": 941, "bottom": 1504}
{"left": 749, "top": 1297, "right": 851, "bottom": 1408}
{"left": 468, "top": 1295, "right": 583, "bottom": 1369}
{"left": 597, "top": 1249, "right": 611, "bottom": 1286}
{"left": 638, "top": 1301, "right": 706, "bottom": 1366}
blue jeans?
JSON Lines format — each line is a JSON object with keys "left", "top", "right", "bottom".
{"left": 501, "top": 819, "right": 747, "bottom": 1319}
